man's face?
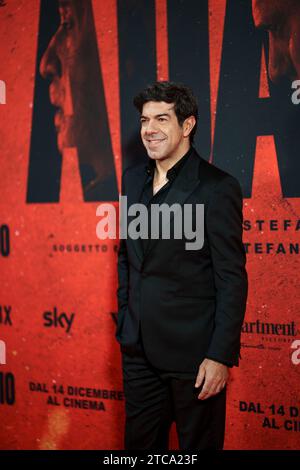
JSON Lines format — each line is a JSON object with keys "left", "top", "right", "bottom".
{"left": 140, "top": 101, "right": 191, "bottom": 162}
{"left": 39, "top": 0, "right": 115, "bottom": 187}
{"left": 40, "top": 0, "right": 85, "bottom": 151}
{"left": 252, "top": 0, "right": 300, "bottom": 82}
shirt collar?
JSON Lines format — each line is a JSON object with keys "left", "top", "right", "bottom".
{"left": 145, "top": 146, "right": 193, "bottom": 182}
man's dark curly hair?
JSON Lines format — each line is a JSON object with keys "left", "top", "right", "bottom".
{"left": 133, "top": 81, "right": 198, "bottom": 143}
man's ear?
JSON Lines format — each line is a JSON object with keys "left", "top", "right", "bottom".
{"left": 183, "top": 116, "right": 196, "bottom": 138}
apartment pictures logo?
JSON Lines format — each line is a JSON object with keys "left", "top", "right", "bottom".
{"left": 241, "top": 319, "right": 300, "bottom": 365}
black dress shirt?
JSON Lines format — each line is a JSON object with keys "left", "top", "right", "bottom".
{"left": 139, "top": 146, "right": 193, "bottom": 256}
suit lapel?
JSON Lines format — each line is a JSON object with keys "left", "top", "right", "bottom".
{"left": 125, "top": 165, "right": 148, "bottom": 264}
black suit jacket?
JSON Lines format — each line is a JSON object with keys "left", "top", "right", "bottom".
{"left": 116, "top": 147, "right": 248, "bottom": 373}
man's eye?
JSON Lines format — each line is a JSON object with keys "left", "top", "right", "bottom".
{"left": 158, "top": 118, "right": 166, "bottom": 122}
{"left": 268, "top": 24, "right": 277, "bottom": 32}
{"left": 267, "top": 22, "right": 283, "bottom": 34}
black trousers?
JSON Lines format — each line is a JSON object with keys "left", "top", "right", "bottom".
{"left": 120, "top": 331, "right": 227, "bottom": 450}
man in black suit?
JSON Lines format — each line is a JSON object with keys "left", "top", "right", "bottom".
{"left": 116, "top": 81, "right": 248, "bottom": 450}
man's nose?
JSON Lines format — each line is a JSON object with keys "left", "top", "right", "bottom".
{"left": 144, "top": 121, "right": 159, "bottom": 135}
{"left": 268, "top": 35, "right": 296, "bottom": 83}
{"left": 39, "top": 35, "right": 62, "bottom": 80}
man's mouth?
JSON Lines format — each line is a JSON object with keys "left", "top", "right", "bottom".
{"left": 146, "top": 138, "right": 166, "bottom": 146}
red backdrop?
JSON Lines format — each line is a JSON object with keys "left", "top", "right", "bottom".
{"left": 0, "top": 0, "right": 299, "bottom": 450}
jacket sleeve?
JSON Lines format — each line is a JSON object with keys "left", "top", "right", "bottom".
{"left": 116, "top": 169, "right": 129, "bottom": 337}
{"left": 205, "top": 175, "right": 248, "bottom": 366}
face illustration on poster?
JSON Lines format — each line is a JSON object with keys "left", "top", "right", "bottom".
{"left": 252, "top": 0, "right": 300, "bottom": 82}
{"left": 252, "top": 0, "right": 300, "bottom": 198}
{"left": 39, "top": 0, "right": 117, "bottom": 201}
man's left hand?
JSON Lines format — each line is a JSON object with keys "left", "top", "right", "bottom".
{"left": 194, "top": 358, "right": 229, "bottom": 400}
